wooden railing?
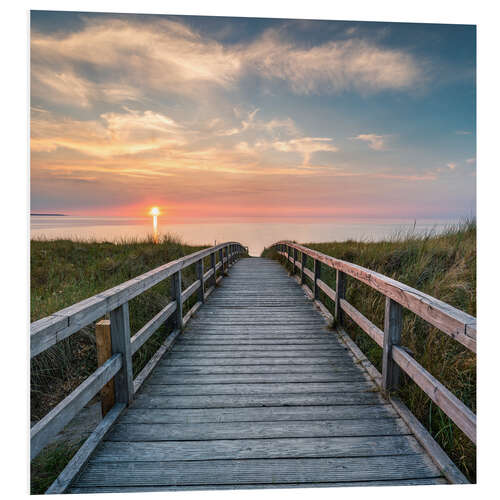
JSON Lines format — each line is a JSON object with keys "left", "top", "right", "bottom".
{"left": 30, "top": 242, "right": 246, "bottom": 494}
{"left": 272, "top": 241, "right": 476, "bottom": 446}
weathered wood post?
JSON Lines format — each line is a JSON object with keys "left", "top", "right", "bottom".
{"left": 172, "top": 270, "right": 183, "bottom": 329}
{"left": 218, "top": 248, "right": 224, "bottom": 279}
{"left": 292, "top": 248, "right": 297, "bottom": 275}
{"left": 300, "top": 252, "right": 306, "bottom": 285}
{"left": 109, "top": 303, "right": 134, "bottom": 405}
{"left": 226, "top": 245, "right": 230, "bottom": 273}
{"left": 197, "top": 258, "right": 205, "bottom": 303}
{"left": 335, "top": 270, "right": 345, "bottom": 325}
{"left": 313, "top": 259, "right": 321, "bottom": 300}
{"left": 382, "top": 297, "right": 403, "bottom": 392}
{"left": 211, "top": 251, "right": 216, "bottom": 287}
{"left": 95, "top": 319, "right": 115, "bottom": 416}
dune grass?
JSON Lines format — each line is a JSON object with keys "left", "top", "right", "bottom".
{"left": 30, "top": 234, "right": 217, "bottom": 493}
{"left": 261, "top": 219, "right": 476, "bottom": 482}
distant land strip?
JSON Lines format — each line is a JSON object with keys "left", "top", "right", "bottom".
{"left": 31, "top": 213, "right": 67, "bottom": 216}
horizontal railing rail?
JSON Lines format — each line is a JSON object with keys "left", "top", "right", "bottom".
{"left": 272, "top": 241, "right": 476, "bottom": 445}
{"left": 30, "top": 241, "right": 246, "bottom": 493}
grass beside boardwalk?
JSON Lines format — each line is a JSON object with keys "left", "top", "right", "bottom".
{"left": 30, "top": 234, "right": 212, "bottom": 493}
{"left": 262, "top": 220, "right": 476, "bottom": 482}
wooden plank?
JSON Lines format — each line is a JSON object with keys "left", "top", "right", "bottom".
{"left": 161, "top": 356, "right": 355, "bottom": 366}
{"left": 69, "top": 478, "right": 449, "bottom": 493}
{"left": 171, "top": 271, "right": 183, "bottom": 329}
{"left": 131, "top": 392, "right": 385, "bottom": 409}
{"left": 106, "top": 417, "right": 410, "bottom": 442}
{"left": 391, "top": 345, "right": 476, "bottom": 443}
{"left": 110, "top": 303, "right": 134, "bottom": 405}
{"left": 73, "top": 455, "right": 441, "bottom": 487}
{"left": 181, "top": 279, "right": 200, "bottom": 304}
{"left": 45, "top": 403, "right": 126, "bottom": 494}
{"left": 389, "top": 396, "right": 469, "bottom": 484}
{"left": 120, "top": 404, "right": 397, "bottom": 424}
{"left": 142, "top": 381, "right": 373, "bottom": 396}
{"left": 133, "top": 329, "right": 182, "bottom": 394}
{"left": 182, "top": 301, "right": 202, "bottom": 326}
{"left": 164, "top": 350, "right": 347, "bottom": 359}
{"left": 155, "top": 364, "right": 360, "bottom": 375}
{"left": 93, "top": 434, "right": 420, "bottom": 463}
{"left": 30, "top": 354, "right": 122, "bottom": 460}
{"left": 336, "top": 325, "right": 467, "bottom": 484}
{"left": 197, "top": 259, "right": 205, "bottom": 303}
{"left": 340, "top": 298, "right": 384, "bottom": 347}
{"left": 171, "top": 344, "right": 344, "bottom": 352}
{"left": 95, "top": 320, "right": 114, "bottom": 416}
{"left": 147, "top": 372, "right": 367, "bottom": 385}
{"left": 382, "top": 297, "right": 403, "bottom": 392}
{"left": 130, "top": 301, "right": 176, "bottom": 355}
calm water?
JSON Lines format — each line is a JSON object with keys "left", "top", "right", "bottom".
{"left": 30, "top": 216, "right": 460, "bottom": 256}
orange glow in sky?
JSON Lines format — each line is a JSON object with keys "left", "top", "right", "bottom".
{"left": 149, "top": 206, "right": 161, "bottom": 216}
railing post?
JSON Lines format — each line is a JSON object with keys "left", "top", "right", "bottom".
{"left": 300, "top": 252, "right": 306, "bottom": 285}
{"left": 172, "top": 270, "right": 183, "bottom": 329}
{"left": 292, "top": 248, "right": 297, "bottom": 275}
{"left": 197, "top": 258, "right": 205, "bottom": 304}
{"left": 382, "top": 297, "right": 403, "bottom": 393}
{"left": 313, "top": 259, "right": 321, "bottom": 299}
{"left": 226, "top": 244, "right": 230, "bottom": 271}
{"left": 218, "top": 248, "right": 224, "bottom": 278}
{"left": 95, "top": 319, "right": 114, "bottom": 416}
{"left": 210, "top": 251, "right": 216, "bottom": 287}
{"left": 335, "top": 270, "right": 345, "bottom": 325}
{"left": 109, "top": 303, "right": 134, "bottom": 405}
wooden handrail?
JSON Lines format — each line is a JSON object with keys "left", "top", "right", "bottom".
{"left": 273, "top": 241, "right": 476, "bottom": 445}
{"left": 30, "top": 242, "right": 246, "bottom": 473}
{"left": 31, "top": 242, "right": 245, "bottom": 358}
{"left": 275, "top": 241, "right": 476, "bottom": 352}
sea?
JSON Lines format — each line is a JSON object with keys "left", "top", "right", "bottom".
{"left": 30, "top": 216, "right": 462, "bottom": 256}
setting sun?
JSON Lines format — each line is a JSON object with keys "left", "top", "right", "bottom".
{"left": 149, "top": 206, "right": 160, "bottom": 216}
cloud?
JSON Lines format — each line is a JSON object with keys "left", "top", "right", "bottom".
{"left": 466, "top": 157, "right": 476, "bottom": 164}
{"left": 353, "top": 133, "right": 388, "bottom": 151}
{"left": 244, "top": 32, "right": 424, "bottom": 95}
{"left": 31, "top": 17, "right": 425, "bottom": 108}
{"left": 455, "top": 130, "right": 472, "bottom": 135}
{"left": 265, "top": 137, "right": 339, "bottom": 164}
{"left": 447, "top": 162, "right": 457, "bottom": 170}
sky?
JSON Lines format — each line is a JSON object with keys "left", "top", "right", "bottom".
{"left": 30, "top": 11, "right": 476, "bottom": 220}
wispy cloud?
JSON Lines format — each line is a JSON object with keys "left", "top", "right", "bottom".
{"left": 455, "top": 130, "right": 472, "bottom": 135}
{"left": 352, "top": 133, "right": 389, "bottom": 151}
{"left": 31, "top": 17, "right": 426, "bottom": 108}
{"left": 447, "top": 162, "right": 457, "bottom": 170}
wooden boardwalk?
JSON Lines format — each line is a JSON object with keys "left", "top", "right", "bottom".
{"left": 70, "top": 257, "right": 445, "bottom": 492}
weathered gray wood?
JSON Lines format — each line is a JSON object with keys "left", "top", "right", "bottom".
{"left": 340, "top": 298, "right": 384, "bottom": 347}
{"left": 31, "top": 242, "right": 245, "bottom": 357}
{"left": 130, "top": 301, "right": 176, "bottom": 355}
{"left": 143, "top": 381, "right": 373, "bottom": 396}
{"left": 131, "top": 392, "right": 385, "bottom": 409}
{"left": 30, "top": 354, "right": 122, "bottom": 460}
{"left": 210, "top": 251, "right": 216, "bottom": 287}
{"left": 172, "top": 344, "right": 344, "bottom": 352}
{"left": 392, "top": 345, "right": 476, "bottom": 443}
{"left": 180, "top": 279, "right": 200, "bottom": 304}
{"left": 300, "top": 252, "right": 307, "bottom": 284}
{"left": 95, "top": 320, "right": 114, "bottom": 416}
{"left": 73, "top": 455, "right": 441, "bottom": 488}
{"left": 133, "top": 329, "right": 182, "bottom": 394}
{"left": 382, "top": 297, "right": 403, "bottom": 392}
{"left": 94, "top": 434, "right": 420, "bottom": 463}
{"left": 335, "top": 269, "right": 345, "bottom": 325}
{"left": 336, "top": 324, "right": 467, "bottom": 484}
{"left": 148, "top": 372, "right": 367, "bottom": 385}
{"left": 313, "top": 259, "right": 321, "bottom": 299}
{"left": 197, "top": 259, "right": 205, "bottom": 303}
{"left": 171, "top": 270, "right": 183, "bottom": 330}
{"left": 69, "top": 478, "right": 449, "bottom": 493}
{"left": 110, "top": 303, "right": 134, "bottom": 405}
{"left": 389, "top": 396, "right": 469, "bottom": 484}
{"left": 277, "top": 244, "right": 476, "bottom": 352}
{"left": 45, "top": 403, "right": 126, "bottom": 494}
{"left": 120, "top": 404, "right": 397, "bottom": 424}
{"left": 182, "top": 301, "right": 202, "bottom": 326}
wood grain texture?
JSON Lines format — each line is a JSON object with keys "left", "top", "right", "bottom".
{"left": 69, "top": 257, "right": 449, "bottom": 492}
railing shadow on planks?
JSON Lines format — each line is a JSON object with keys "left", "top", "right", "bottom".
{"left": 272, "top": 241, "right": 476, "bottom": 452}
{"left": 30, "top": 242, "right": 247, "bottom": 494}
